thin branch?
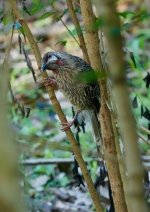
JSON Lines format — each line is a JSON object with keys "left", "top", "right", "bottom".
{"left": 8, "top": 1, "right": 103, "bottom": 211}
{"left": 60, "top": 18, "right": 81, "bottom": 47}
{"left": 66, "top": 0, "right": 90, "bottom": 63}
{"left": 140, "top": 126, "right": 150, "bottom": 136}
{"left": 21, "top": 158, "right": 98, "bottom": 165}
{"left": 51, "top": 5, "right": 81, "bottom": 48}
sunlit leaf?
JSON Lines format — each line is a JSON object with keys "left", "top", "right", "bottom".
{"left": 118, "top": 11, "right": 135, "bottom": 19}
{"left": 55, "top": 40, "right": 67, "bottom": 46}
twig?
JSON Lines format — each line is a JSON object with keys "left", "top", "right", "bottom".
{"left": 51, "top": 4, "right": 81, "bottom": 47}
{"left": 138, "top": 133, "right": 150, "bottom": 145}
{"left": 21, "top": 158, "right": 98, "bottom": 165}
{"left": 140, "top": 126, "right": 150, "bottom": 136}
{"left": 60, "top": 19, "right": 80, "bottom": 47}
{"left": 66, "top": 0, "right": 90, "bottom": 63}
{"left": 8, "top": 1, "right": 102, "bottom": 211}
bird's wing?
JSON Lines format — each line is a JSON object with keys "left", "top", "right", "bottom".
{"left": 71, "top": 55, "right": 101, "bottom": 113}
{"left": 85, "top": 82, "right": 100, "bottom": 113}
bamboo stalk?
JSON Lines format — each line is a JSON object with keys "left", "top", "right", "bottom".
{"left": 8, "top": 1, "right": 103, "bottom": 211}
{"left": 79, "top": 0, "right": 128, "bottom": 211}
{"left": 0, "top": 25, "right": 24, "bottom": 212}
{"left": 95, "top": 0, "right": 148, "bottom": 211}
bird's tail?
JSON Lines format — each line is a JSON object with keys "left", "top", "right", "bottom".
{"left": 89, "top": 110, "right": 103, "bottom": 159}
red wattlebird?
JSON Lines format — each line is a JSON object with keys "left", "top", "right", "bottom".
{"left": 42, "top": 52, "right": 102, "bottom": 156}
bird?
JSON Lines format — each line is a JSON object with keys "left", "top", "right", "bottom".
{"left": 41, "top": 51, "right": 103, "bottom": 157}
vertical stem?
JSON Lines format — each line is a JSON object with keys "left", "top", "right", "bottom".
{"left": 80, "top": 0, "right": 128, "bottom": 211}
{"left": 0, "top": 25, "right": 24, "bottom": 212}
{"left": 95, "top": 0, "right": 148, "bottom": 211}
{"left": 66, "top": 0, "right": 90, "bottom": 63}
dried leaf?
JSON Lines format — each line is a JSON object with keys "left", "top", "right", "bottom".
{"left": 9, "top": 82, "right": 16, "bottom": 104}
{"left": 141, "top": 105, "right": 144, "bottom": 118}
{"left": 22, "top": 46, "right": 37, "bottom": 83}
{"left": 25, "top": 107, "right": 30, "bottom": 118}
{"left": 132, "top": 96, "right": 138, "bottom": 108}
{"left": 0, "top": 14, "right": 5, "bottom": 23}
{"left": 148, "top": 123, "right": 150, "bottom": 140}
{"left": 22, "top": 0, "right": 31, "bottom": 16}
{"left": 143, "top": 73, "right": 150, "bottom": 89}
{"left": 73, "top": 158, "right": 85, "bottom": 187}
{"left": 142, "top": 107, "right": 150, "bottom": 121}
{"left": 129, "top": 51, "right": 136, "bottom": 68}
{"left": 18, "top": 103, "right": 25, "bottom": 118}
{"left": 18, "top": 35, "right": 22, "bottom": 54}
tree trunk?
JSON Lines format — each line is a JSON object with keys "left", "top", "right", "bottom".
{"left": 95, "top": 0, "right": 148, "bottom": 211}
{"left": 79, "top": 0, "right": 128, "bottom": 211}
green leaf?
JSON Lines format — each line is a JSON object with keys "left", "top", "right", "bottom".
{"left": 40, "top": 11, "right": 56, "bottom": 20}
{"left": 118, "top": 11, "right": 135, "bottom": 19}
{"left": 55, "top": 9, "right": 68, "bottom": 22}
{"left": 132, "top": 11, "right": 150, "bottom": 21}
{"left": 76, "top": 71, "right": 105, "bottom": 83}
{"left": 30, "top": 1, "right": 45, "bottom": 15}
{"left": 121, "top": 23, "right": 132, "bottom": 31}
{"left": 55, "top": 40, "right": 67, "bottom": 46}
{"left": 93, "top": 17, "right": 105, "bottom": 30}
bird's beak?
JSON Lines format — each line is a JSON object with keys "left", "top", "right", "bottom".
{"left": 41, "top": 63, "right": 47, "bottom": 72}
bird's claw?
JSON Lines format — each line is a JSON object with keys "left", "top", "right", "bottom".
{"left": 42, "top": 77, "right": 57, "bottom": 88}
{"left": 60, "top": 111, "right": 81, "bottom": 131}
{"left": 60, "top": 121, "right": 74, "bottom": 131}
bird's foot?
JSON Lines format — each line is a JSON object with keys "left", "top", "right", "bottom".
{"left": 43, "top": 77, "right": 58, "bottom": 89}
{"left": 60, "top": 120, "right": 75, "bottom": 131}
{"left": 60, "top": 111, "right": 81, "bottom": 131}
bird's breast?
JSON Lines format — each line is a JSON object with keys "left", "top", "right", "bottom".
{"left": 54, "top": 72, "right": 91, "bottom": 110}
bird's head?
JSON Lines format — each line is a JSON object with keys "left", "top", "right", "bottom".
{"left": 41, "top": 52, "right": 71, "bottom": 73}
{"left": 42, "top": 52, "right": 64, "bottom": 72}
{"left": 41, "top": 51, "right": 92, "bottom": 81}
